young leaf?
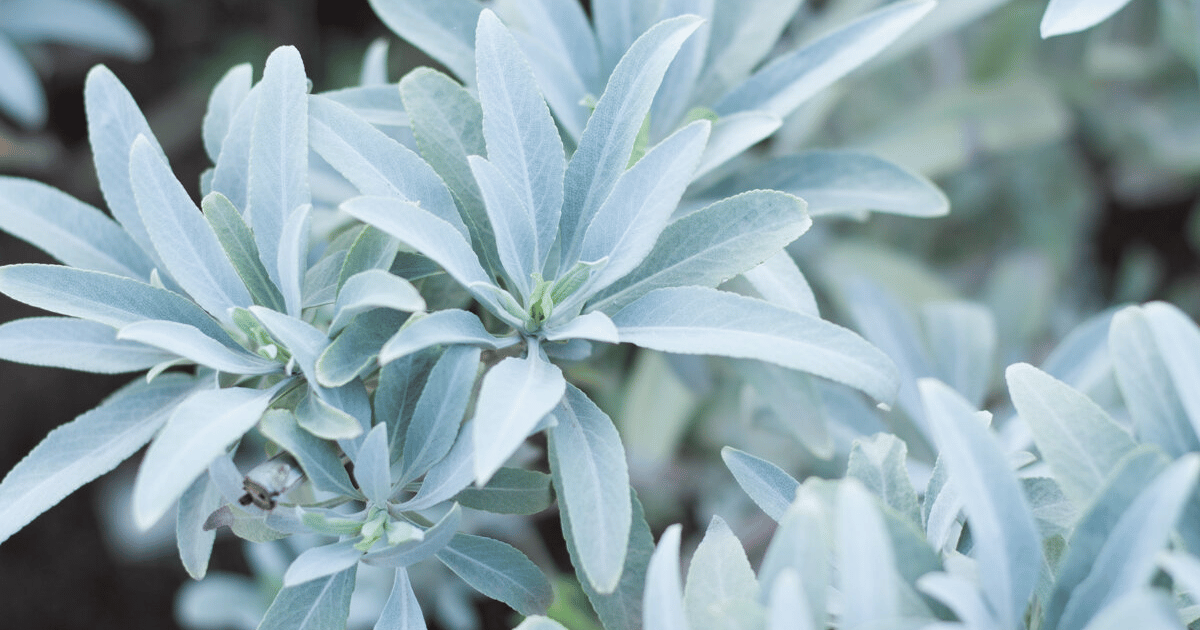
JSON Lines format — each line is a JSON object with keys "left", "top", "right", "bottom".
{"left": 176, "top": 471, "right": 222, "bottom": 579}
{"left": 276, "top": 203, "right": 310, "bottom": 317}
{"left": 720, "top": 447, "right": 799, "bottom": 522}
{"left": 0, "top": 316, "right": 175, "bottom": 373}
{"left": 257, "top": 565, "right": 356, "bottom": 630}
{"left": 643, "top": 524, "right": 690, "bottom": 630}
{"left": 375, "top": 570, "right": 427, "bottom": 630}
{"left": 612, "top": 286, "right": 899, "bottom": 403}
{"left": 435, "top": 533, "right": 554, "bottom": 616}
{"left": 846, "top": 433, "right": 921, "bottom": 526}
{"left": 201, "top": 191, "right": 287, "bottom": 312}
{"left": 0, "top": 373, "right": 194, "bottom": 544}
{"left": 284, "top": 539, "right": 365, "bottom": 587}
{"left": 117, "top": 320, "right": 278, "bottom": 374}
{"left": 472, "top": 353, "right": 566, "bottom": 484}
{"left": 202, "top": 63, "right": 252, "bottom": 163}
{"left": 1041, "top": 0, "right": 1136, "bottom": 38}
{"left": 548, "top": 384, "right": 631, "bottom": 594}
{"left": 379, "top": 309, "right": 516, "bottom": 365}
{"left": 514, "top": 618, "right": 569, "bottom": 630}
{"left": 363, "top": 504, "right": 462, "bottom": 568}
{"left": 683, "top": 515, "right": 762, "bottom": 630}
{"left": 259, "top": 410, "right": 358, "bottom": 497}
{"left": 468, "top": 155, "right": 539, "bottom": 299}
{"left": 354, "top": 424, "right": 392, "bottom": 505}
{"left": 400, "top": 345, "right": 480, "bottom": 485}
{"left": 367, "top": 0, "right": 482, "bottom": 81}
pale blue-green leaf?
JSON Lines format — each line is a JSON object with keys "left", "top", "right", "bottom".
{"left": 367, "top": 0, "right": 482, "bottom": 81}
{"left": 707, "top": 151, "right": 948, "bottom": 218}
{"left": 0, "top": 316, "right": 174, "bottom": 373}
{"left": 1078, "top": 588, "right": 1185, "bottom": 630}
{"left": 201, "top": 192, "right": 287, "bottom": 312}
{"left": 397, "top": 424, "right": 473, "bottom": 511}
{"left": 296, "top": 389, "right": 366, "bottom": 441}
{"left": 919, "top": 378, "right": 1041, "bottom": 630}
{"left": 401, "top": 345, "right": 480, "bottom": 485}
{"left": 757, "top": 483, "right": 829, "bottom": 628}
{"left": 354, "top": 424, "right": 392, "bottom": 505}
{"left": 591, "top": 0, "right": 648, "bottom": 73}
{"left": 559, "top": 16, "right": 703, "bottom": 267}
{"left": 259, "top": 410, "right": 357, "bottom": 497}
{"left": 579, "top": 121, "right": 710, "bottom": 292}
{"left": 613, "top": 286, "right": 899, "bottom": 403}
{"left": 1006, "top": 363, "right": 1136, "bottom": 509}
{"left": 0, "top": 374, "right": 194, "bottom": 544}
{"left": 375, "top": 570, "right": 425, "bottom": 630}
{"left": 2, "top": 0, "right": 148, "bottom": 56}
{"left": 0, "top": 264, "right": 233, "bottom": 344}
{"left": 257, "top": 565, "right": 356, "bottom": 630}
{"left": 176, "top": 472, "right": 221, "bottom": 579}
{"left": 473, "top": 354, "right": 566, "bottom": 484}
{"left": 436, "top": 533, "right": 554, "bottom": 615}
{"left": 308, "top": 95, "right": 466, "bottom": 237}
{"left": 922, "top": 301, "right": 995, "bottom": 407}
{"left": 0, "top": 34, "right": 43, "bottom": 128}
{"left": 318, "top": 85, "right": 408, "bottom": 129}
{"left": 1058, "top": 455, "right": 1200, "bottom": 630}
{"left": 590, "top": 191, "right": 811, "bottom": 314}
{"left": 330, "top": 270, "right": 422, "bottom": 336}
{"left": 509, "top": 1, "right": 599, "bottom": 140}
{"left": 917, "top": 572, "right": 992, "bottom": 629}
{"left": 683, "top": 515, "right": 762, "bottom": 630}
{"left": 767, "top": 570, "right": 815, "bottom": 630}
{"left": 318, "top": 309, "right": 406, "bottom": 388}
{"left": 379, "top": 309, "right": 516, "bottom": 365}
{"left": 737, "top": 361, "right": 833, "bottom": 458}
{"left": 543, "top": 310, "right": 619, "bottom": 344}
{"left": 284, "top": 539, "right": 365, "bottom": 587}
{"left": 249, "top": 46, "right": 310, "bottom": 292}
{"left": 742, "top": 251, "right": 818, "bottom": 317}
{"left": 0, "top": 176, "right": 152, "bottom": 279}
{"left": 202, "top": 63, "right": 252, "bottom": 163}
{"left": 339, "top": 227, "right": 401, "bottom": 291}
{"left": 118, "top": 320, "right": 277, "bottom": 374}
{"left": 693, "top": 0, "right": 804, "bottom": 104}
{"left": 644, "top": 524, "right": 690, "bottom": 630}
{"left": 454, "top": 467, "right": 551, "bottom": 515}
{"left": 248, "top": 306, "right": 331, "bottom": 389}
{"left": 468, "top": 155, "right": 538, "bottom": 299}
{"left": 839, "top": 480, "right": 900, "bottom": 628}
{"left": 375, "top": 348, "right": 437, "bottom": 455}
{"left": 133, "top": 383, "right": 283, "bottom": 529}
{"left": 83, "top": 65, "right": 164, "bottom": 262}
{"left": 847, "top": 433, "right": 921, "bottom": 525}
{"left": 276, "top": 203, "right": 310, "bottom": 317}
{"left": 720, "top": 447, "right": 798, "bottom": 522}
{"left": 130, "top": 135, "right": 252, "bottom": 324}
{"left": 1040, "top": 308, "right": 1117, "bottom": 396}
{"left": 210, "top": 85, "right": 259, "bottom": 210}
{"left": 475, "top": 10, "right": 564, "bottom": 273}
{"left": 1041, "top": 0, "right": 1136, "bottom": 37}
{"left": 1141, "top": 302, "right": 1200, "bottom": 440}
{"left": 713, "top": 0, "right": 934, "bottom": 118}
{"left": 693, "top": 111, "right": 782, "bottom": 180}
{"left": 1109, "top": 305, "right": 1200, "bottom": 456}
{"left": 548, "top": 384, "right": 630, "bottom": 593}
{"left": 363, "top": 504, "right": 462, "bottom": 568}
{"left": 360, "top": 38, "right": 389, "bottom": 85}
{"left": 649, "top": 0, "right": 713, "bottom": 141}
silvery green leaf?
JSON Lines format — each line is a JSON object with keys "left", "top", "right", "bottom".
{"left": 757, "top": 482, "right": 829, "bottom": 628}
{"left": 1041, "top": 0, "right": 1136, "bottom": 37}
{"left": 1023, "top": 477, "right": 1076, "bottom": 540}
{"left": 508, "top": 0, "right": 601, "bottom": 140}
{"left": 83, "top": 65, "right": 165, "bottom": 266}
{"left": 132, "top": 382, "right": 283, "bottom": 529}
{"left": 376, "top": 348, "right": 439, "bottom": 456}
{"left": 177, "top": 471, "right": 222, "bottom": 579}
{"left": 339, "top": 227, "right": 400, "bottom": 290}
{"left": 919, "top": 378, "right": 1041, "bottom": 630}
{"left": 0, "top": 34, "right": 43, "bottom": 128}
{"left": 922, "top": 301, "right": 995, "bottom": 407}
{"left": 706, "top": 151, "right": 948, "bottom": 218}
{"left": 2, "top": 0, "right": 149, "bottom": 56}
{"left": 578, "top": 120, "right": 710, "bottom": 292}
{"left": 129, "top": 135, "right": 252, "bottom": 324}
{"left": 397, "top": 422, "right": 474, "bottom": 511}
{"left": 248, "top": 46, "right": 310, "bottom": 293}
{"left": 375, "top": 570, "right": 426, "bottom": 630}
{"left": 0, "top": 316, "right": 174, "bottom": 373}
{"left": 317, "top": 309, "right": 407, "bottom": 388}
{"left": 644, "top": 524, "right": 690, "bottom": 630}
{"left": 589, "top": 190, "right": 810, "bottom": 315}
{"left": 401, "top": 346, "right": 480, "bottom": 485}
{"left": 0, "top": 176, "right": 152, "bottom": 279}
{"left": 543, "top": 311, "right": 619, "bottom": 344}
{"left": 1006, "top": 363, "right": 1136, "bottom": 509}
{"left": 118, "top": 320, "right": 277, "bottom": 374}
{"left": 435, "top": 533, "right": 554, "bottom": 615}
{"left": 259, "top": 410, "right": 358, "bottom": 497}
{"left": 917, "top": 572, "right": 991, "bottom": 629}
{"left": 548, "top": 384, "right": 631, "bottom": 593}
{"left": 1109, "top": 305, "right": 1200, "bottom": 456}
{"left": 308, "top": 95, "right": 467, "bottom": 238}
{"left": 472, "top": 353, "right": 566, "bottom": 484}
{"left": 613, "top": 286, "right": 899, "bottom": 403}
{"left": 1056, "top": 455, "right": 1200, "bottom": 630}
{"left": 693, "top": 0, "right": 804, "bottom": 104}
{"left": 454, "top": 467, "right": 551, "bottom": 515}
{"left": 742, "top": 251, "right": 818, "bottom": 317}
{"left": 649, "top": 0, "right": 713, "bottom": 140}
{"left": 276, "top": 203, "right": 310, "bottom": 317}
{"left": 202, "top": 63, "right": 252, "bottom": 163}
{"left": 847, "top": 433, "right": 921, "bottom": 526}
{"left": 0, "top": 264, "right": 233, "bottom": 344}
{"left": 354, "top": 424, "right": 392, "bottom": 505}
{"left": 468, "top": 155, "right": 539, "bottom": 299}
{"left": 1078, "top": 588, "right": 1186, "bottom": 630}
{"left": 475, "top": 10, "right": 564, "bottom": 274}
{"left": 713, "top": 0, "right": 934, "bottom": 119}
{"left": 683, "top": 515, "right": 762, "bottom": 630}
{"left": 363, "top": 504, "right": 462, "bottom": 568}
{"left": 767, "top": 570, "right": 815, "bottom": 630}
{"left": 379, "top": 309, "right": 516, "bottom": 365}
{"left": 720, "top": 447, "right": 798, "bottom": 522}
{"left": 559, "top": 15, "right": 703, "bottom": 267}
{"left": 284, "top": 539, "right": 365, "bottom": 587}
{"left": 838, "top": 480, "right": 901, "bottom": 628}
{"left": 0, "top": 373, "right": 194, "bottom": 544}
{"left": 210, "top": 84, "right": 259, "bottom": 210}
{"left": 360, "top": 38, "right": 389, "bottom": 85}
{"left": 1138, "top": 303, "right": 1200, "bottom": 438}
{"left": 368, "top": 0, "right": 482, "bottom": 81}
{"left": 329, "top": 270, "right": 423, "bottom": 335}
{"left": 296, "top": 389, "right": 366, "bottom": 441}
{"left": 693, "top": 111, "right": 782, "bottom": 180}
{"left": 318, "top": 85, "right": 408, "bottom": 129}
{"left": 201, "top": 192, "right": 287, "bottom": 312}
{"left": 257, "top": 565, "right": 356, "bottom": 630}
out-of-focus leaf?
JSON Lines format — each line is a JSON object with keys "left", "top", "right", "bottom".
{"left": 257, "top": 565, "right": 356, "bottom": 630}
{"left": 368, "top": 0, "right": 482, "bottom": 81}
{"left": 838, "top": 480, "right": 900, "bottom": 628}
{"left": 1041, "top": 0, "right": 1136, "bottom": 37}
{"left": 643, "top": 524, "right": 690, "bottom": 630}
{"left": 683, "top": 515, "right": 762, "bottom": 630}
{"left": 847, "top": 433, "right": 921, "bottom": 525}
{"left": 202, "top": 64, "right": 252, "bottom": 163}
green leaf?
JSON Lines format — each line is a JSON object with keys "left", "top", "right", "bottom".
{"left": 259, "top": 410, "right": 358, "bottom": 497}
{"left": 436, "top": 533, "right": 554, "bottom": 616}
{"left": 176, "top": 472, "right": 221, "bottom": 579}
{"left": 454, "top": 468, "right": 551, "bottom": 515}
{"left": 257, "top": 566, "right": 356, "bottom": 630}
{"left": 201, "top": 191, "right": 287, "bottom": 312}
